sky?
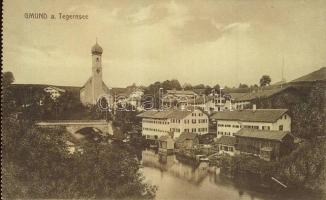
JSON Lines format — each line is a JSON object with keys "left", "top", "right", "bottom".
{"left": 3, "top": 0, "right": 326, "bottom": 88}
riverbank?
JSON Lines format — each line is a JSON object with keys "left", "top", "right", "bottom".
{"left": 141, "top": 149, "right": 325, "bottom": 200}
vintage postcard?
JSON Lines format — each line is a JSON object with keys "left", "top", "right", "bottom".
{"left": 2, "top": 0, "right": 326, "bottom": 199}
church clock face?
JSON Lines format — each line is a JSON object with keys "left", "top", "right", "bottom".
{"left": 96, "top": 68, "right": 101, "bottom": 74}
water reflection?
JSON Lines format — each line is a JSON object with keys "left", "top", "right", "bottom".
{"left": 141, "top": 150, "right": 324, "bottom": 200}
{"left": 142, "top": 150, "right": 208, "bottom": 185}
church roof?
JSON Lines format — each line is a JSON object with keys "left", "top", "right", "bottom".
{"left": 80, "top": 77, "right": 109, "bottom": 93}
{"left": 91, "top": 42, "right": 103, "bottom": 55}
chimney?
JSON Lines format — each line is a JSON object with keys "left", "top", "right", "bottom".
{"left": 253, "top": 104, "right": 256, "bottom": 111}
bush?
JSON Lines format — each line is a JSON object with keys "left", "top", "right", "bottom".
{"left": 2, "top": 119, "right": 156, "bottom": 199}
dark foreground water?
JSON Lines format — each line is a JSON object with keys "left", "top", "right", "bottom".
{"left": 140, "top": 150, "right": 324, "bottom": 200}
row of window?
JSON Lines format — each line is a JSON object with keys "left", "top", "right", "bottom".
{"left": 218, "top": 124, "right": 241, "bottom": 128}
{"left": 191, "top": 113, "right": 204, "bottom": 117}
{"left": 218, "top": 124, "right": 284, "bottom": 131}
{"left": 172, "top": 119, "right": 208, "bottom": 124}
{"left": 180, "top": 128, "right": 208, "bottom": 133}
{"left": 220, "top": 145, "right": 234, "bottom": 152}
{"left": 218, "top": 124, "right": 269, "bottom": 130}
{"left": 218, "top": 131, "right": 232, "bottom": 136}
{"left": 142, "top": 127, "right": 169, "bottom": 133}
{"left": 143, "top": 119, "right": 169, "bottom": 125}
{"left": 171, "top": 128, "right": 181, "bottom": 132}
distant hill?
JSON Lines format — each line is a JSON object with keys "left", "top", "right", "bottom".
{"left": 11, "top": 84, "right": 81, "bottom": 95}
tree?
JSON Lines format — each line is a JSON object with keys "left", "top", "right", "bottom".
{"left": 290, "top": 83, "right": 326, "bottom": 139}
{"left": 279, "top": 139, "right": 326, "bottom": 193}
{"left": 183, "top": 83, "right": 192, "bottom": 90}
{"left": 213, "top": 84, "right": 220, "bottom": 91}
{"left": 2, "top": 71, "right": 16, "bottom": 117}
{"left": 260, "top": 75, "right": 271, "bottom": 87}
{"left": 2, "top": 118, "right": 156, "bottom": 199}
{"left": 239, "top": 83, "right": 249, "bottom": 88}
{"left": 193, "top": 84, "right": 205, "bottom": 89}
{"left": 2, "top": 71, "right": 15, "bottom": 88}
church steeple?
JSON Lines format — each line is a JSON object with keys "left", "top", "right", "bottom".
{"left": 80, "top": 40, "right": 109, "bottom": 105}
{"left": 91, "top": 40, "right": 103, "bottom": 104}
{"left": 91, "top": 40, "right": 103, "bottom": 55}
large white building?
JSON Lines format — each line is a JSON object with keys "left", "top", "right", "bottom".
{"left": 137, "top": 109, "right": 209, "bottom": 139}
{"left": 211, "top": 108, "right": 291, "bottom": 138}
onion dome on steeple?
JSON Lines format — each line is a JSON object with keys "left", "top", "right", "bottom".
{"left": 91, "top": 40, "right": 103, "bottom": 55}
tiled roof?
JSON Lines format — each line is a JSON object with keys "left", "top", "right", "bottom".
{"left": 291, "top": 67, "right": 326, "bottom": 83}
{"left": 159, "top": 135, "right": 172, "bottom": 141}
{"left": 235, "top": 87, "right": 290, "bottom": 102}
{"left": 176, "top": 132, "right": 198, "bottom": 143}
{"left": 211, "top": 109, "right": 288, "bottom": 123}
{"left": 137, "top": 109, "right": 192, "bottom": 119}
{"left": 227, "top": 93, "right": 247, "bottom": 100}
{"left": 235, "top": 128, "right": 291, "bottom": 141}
{"left": 80, "top": 77, "right": 109, "bottom": 92}
{"left": 167, "top": 90, "right": 197, "bottom": 95}
{"left": 216, "top": 136, "right": 236, "bottom": 146}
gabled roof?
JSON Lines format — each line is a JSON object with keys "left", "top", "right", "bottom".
{"left": 227, "top": 93, "right": 247, "bottom": 100}
{"left": 235, "top": 128, "right": 291, "bottom": 142}
{"left": 176, "top": 132, "right": 198, "bottom": 143}
{"left": 80, "top": 77, "right": 109, "bottom": 93}
{"left": 137, "top": 109, "right": 192, "bottom": 119}
{"left": 235, "top": 86, "right": 293, "bottom": 102}
{"left": 211, "top": 109, "right": 288, "bottom": 123}
{"left": 291, "top": 67, "right": 326, "bottom": 83}
{"left": 216, "top": 136, "right": 236, "bottom": 146}
{"left": 159, "top": 135, "right": 173, "bottom": 141}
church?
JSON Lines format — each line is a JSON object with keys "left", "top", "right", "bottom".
{"left": 80, "top": 42, "right": 109, "bottom": 105}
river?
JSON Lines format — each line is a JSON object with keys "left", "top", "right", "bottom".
{"left": 140, "top": 150, "right": 324, "bottom": 200}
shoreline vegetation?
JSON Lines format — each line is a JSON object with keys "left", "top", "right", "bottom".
{"left": 216, "top": 138, "right": 326, "bottom": 198}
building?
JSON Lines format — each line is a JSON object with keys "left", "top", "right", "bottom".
{"left": 158, "top": 135, "right": 175, "bottom": 154}
{"left": 44, "top": 86, "right": 66, "bottom": 100}
{"left": 175, "top": 132, "right": 199, "bottom": 150}
{"left": 235, "top": 128, "right": 294, "bottom": 161}
{"left": 162, "top": 89, "right": 198, "bottom": 109}
{"left": 80, "top": 42, "right": 109, "bottom": 105}
{"left": 231, "top": 67, "right": 326, "bottom": 110}
{"left": 114, "top": 87, "right": 144, "bottom": 110}
{"left": 137, "top": 108, "right": 209, "bottom": 139}
{"left": 211, "top": 108, "right": 291, "bottom": 138}
{"left": 215, "top": 135, "right": 237, "bottom": 156}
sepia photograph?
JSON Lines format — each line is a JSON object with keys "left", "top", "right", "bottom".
{"left": 2, "top": 0, "right": 326, "bottom": 199}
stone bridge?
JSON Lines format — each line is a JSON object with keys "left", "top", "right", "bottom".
{"left": 35, "top": 120, "right": 114, "bottom": 135}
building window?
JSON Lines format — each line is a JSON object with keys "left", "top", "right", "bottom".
{"left": 192, "top": 128, "right": 196, "bottom": 132}
{"left": 279, "top": 125, "right": 283, "bottom": 131}
{"left": 192, "top": 119, "right": 196, "bottom": 124}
